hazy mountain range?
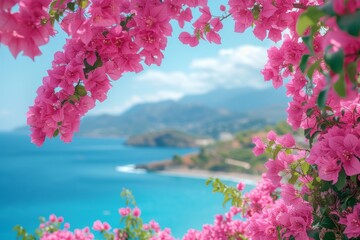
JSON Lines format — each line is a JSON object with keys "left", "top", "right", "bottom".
{"left": 78, "top": 87, "right": 289, "bottom": 138}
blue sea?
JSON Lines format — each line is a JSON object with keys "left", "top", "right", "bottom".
{"left": 0, "top": 133, "right": 253, "bottom": 239}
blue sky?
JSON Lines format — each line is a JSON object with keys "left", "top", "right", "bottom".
{"left": 0, "top": 4, "right": 274, "bottom": 131}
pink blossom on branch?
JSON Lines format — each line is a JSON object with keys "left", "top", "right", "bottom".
{"left": 0, "top": 0, "right": 55, "bottom": 59}
{"left": 339, "top": 203, "right": 360, "bottom": 238}
{"left": 252, "top": 136, "right": 265, "bottom": 156}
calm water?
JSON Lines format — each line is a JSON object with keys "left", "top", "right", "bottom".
{"left": 0, "top": 133, "right": 252, "bottom": 239}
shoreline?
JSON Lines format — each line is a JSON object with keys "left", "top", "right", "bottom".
{"left": 116, "top": 164, "right": 261, "bottom": 185}
{"left": 154, "top": 167, "right": 261, "bottom": 185}
{"left": 116, "top": 151, "right": 262, "bottom": 185}
{"left": 140, "top": 152, "right": 262, "bottom": 185}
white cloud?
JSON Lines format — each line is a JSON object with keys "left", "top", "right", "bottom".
{"left": 90, "top": 91, "right": 184, "bottom": 115}
{"left": 218, "top": 45, "right": 267, "bottom": 69}
{"left": 91, "top": 45, "right": 270, "bottom": 116}
{"left": 136, "top": 45, "right": 269, "bottom": 93}
{"left": 136, "top": 71, "right": 210, "bottom": 92}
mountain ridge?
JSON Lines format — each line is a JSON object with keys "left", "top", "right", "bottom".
{"left": 79, "top": 87, "right": 289, "bottom": 138}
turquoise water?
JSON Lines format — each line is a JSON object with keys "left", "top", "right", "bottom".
{"left": 0, "top": 133, "right": 252, "bottom": 239}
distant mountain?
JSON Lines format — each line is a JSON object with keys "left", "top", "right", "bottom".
{"left": 79, "top": 87, "right": 289, "bottom": 138}
{"left": 125, "top": 129, "right": 197, "bottom": 148}
{"left": 180, "top": 87, "right": 289, "bottom": 116}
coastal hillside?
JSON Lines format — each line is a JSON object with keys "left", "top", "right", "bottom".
{"left": 138, "top": 122, "right": 299, "bottom": 176}
{"left": 79, "top": 87, "right": 289, "bottom": 138}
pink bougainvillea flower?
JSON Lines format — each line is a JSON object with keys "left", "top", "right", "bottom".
{"left": 252, "top": 136, "right": 265, "bottom": 156}
{"left": 178, "top": 31, "right": 199, "bottom": 47}
{"left": 133, "top": 207, "right": 141, "bottom": 217}
{"left": 277, "top": 133, "right": 295, "bottom": 148}
{"left": 237, "top": 182, "right": 245, "bottom": 191}
{"left": 340, "top": 203, "right": 360, "bottom": 238}
{"left": 119, "top": 207, "right": 131, "bottom": 217}
{"left": 329, "top": 134, "right": 360, "bottom": 176}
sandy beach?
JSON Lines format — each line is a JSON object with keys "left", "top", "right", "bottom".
{"left": 155, "top": 167, "right": 262, "bottom": 185}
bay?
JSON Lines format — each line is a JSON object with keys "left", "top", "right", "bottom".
{"left": 0, "top": 133, "right": 252, "bottom": 239}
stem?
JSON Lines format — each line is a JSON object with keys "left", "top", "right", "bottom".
{"left": 292, "top": 3, "right": 307, "bottom": 9}
{"left": 283, "top": 146, "right": 311, "bottom": 153}
{"left": 220, "top": 13, "right": 232, "bottom": 21}
{"left": 328, "top": 214, "right": 342, "bottom": 235}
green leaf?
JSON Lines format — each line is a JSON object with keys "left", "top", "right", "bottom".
{"left": 301, "top": 161, "right": 310, "bottom": 174}
{"left": 203, "top": 24, "right": 211, "bottom": 34}
{"left": 320, "top": 216, "right": 336, "bottom": 229}
{"left": 223, "top": 194, "right": 230, "bottom": 207}
{"left": 205, "top": 177, "right": 213, "bottom": 186}
{"left": 323, "top": 232, "right": 336, "bottom": 240}
{"left": 67, "top": 2, "right": 75, "bottom": 11}
{"left": 53, "top": 129, "right": 59, "bottom": 137}
{"left": 84, "top": 54, "right": 103, "bottom": 76}
{"left": 306, "top": 60, "right": 320, "bottom": 80}
{"left": 302, "top": 35, "right": 314, "bottom": 55}
{"left": 306, "top": 108, "right": 314, "bottom": 117}
{"left": 79, "top": 0, "right": 88, "bottom": 9}
{"left": 324, "top": 47, "right": 344, "bottom": 74}
{"left": 346, "top": 62, "right": 358, "bottom": 84}
{"left": 288, "top": 172, "right": 299, "bottom": 184}
{"left": 75, "top": 85, "right": 87, "bottom": 97}
{"left": 319, "top": 122, "right": 327, "bottom": 131}
{"left": 68, "top": 95, "right": 80, "bottom": 103}
{"left": 335, "top": 169, "right": 347, "bottom": 191}
{"left": 307, "top": 230, "right": 320, "bottom": 240}
{"left": 320, "top": 181, "right": 332, "bottom": 191}
{"left": 296, "top": 7, "right": 325, "bottom": 36}
{"left": 272, "top": 145, "right": 282, "bottom": 159}
{"left": 336, "top": 10, "right": 360, "bottom": 37}
{"left": 304, "top": 128, "right": 311, "bottom": 139}
{"left": 195, "top": 29, "right": 201, "bottom": 40}
{"left": 300, "top": 54, "right": 310, "bottom": 73}
{"left": 252, "top": 4, "right": 261, "bottom": 20}
{"left": 317, "top": 89, "right": 328, "bottom": 109}
{"left": 94, "top": 56, "right": 103, "bottom": 68}
{"left": 318, "top": 2, "right": 336, "bottom": 16}
{"left": 309, "top": 131, "right": 320, "bottom": 147}
{"left": 333, "top": 73, "right": 346, "bottom": 97}
{"left": 350, "top": 175, "right": 358, "bottom": 183}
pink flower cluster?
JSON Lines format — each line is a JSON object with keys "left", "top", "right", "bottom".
{"left": 183, "top": 207, "right": 247, "bottom": 240}
{"left": 228, "top": 0, "right": 323, "bottom": 42}
{"left": 242, "top": 174, "right": 278, "bottom": 217}
{"left": 262, "top": 35, "right": 307, "bottom": 89}
{"left": 339, "top": 203, "right": 360, "bottom": 238}
{"left": 25, "top": 0, "right": 226, "bottom": 145}
{"left": 252, "top": 130, "right": 296, "bottom": 157}
{"left": 118, "top": 206, "right": 141, "bottom": 217}
{"left": 34, "top": 209, "right": 174, "bottom": 240}
{"left": 179, "top": 5, "right": 223, "bottom": 46}
{"left": 308, "top": 125, "right": 360, "bottom": 183}
{"left": 41, "top": 228, "right": 94, "bottom": 240}
{"left": 0, "top": 0, "right": 55, "bottom": 59}
{"left": 38, "top": 214, "right": 94, "bottom": 240}
{"left": 22, "top": 1, "right": 162, "bottom": 144}
{"left": 92, "top": 220, "right": 111, "bottom": 232}
{"left": 184, "top": 175, "right": 312, "bottom": 240}
{"left": 247, "top": 198, "right": 312, "bottom": 240}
